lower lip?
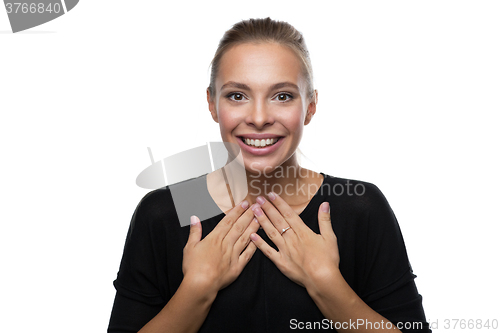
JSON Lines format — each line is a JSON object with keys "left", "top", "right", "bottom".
{"left": 237, "top": 137, "right": 284, "bottom": 156}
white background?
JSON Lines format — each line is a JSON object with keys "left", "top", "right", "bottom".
{"left": 1, "top": 1, "right": 499, "bottom": 332}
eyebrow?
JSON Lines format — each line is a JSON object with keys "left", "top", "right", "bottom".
{"left": 220, "top": 81, "right": 300, "bottom": 92}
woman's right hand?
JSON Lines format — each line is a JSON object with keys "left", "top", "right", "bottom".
{"left": 182, "top": 200, "right": 260, "bottom": 293}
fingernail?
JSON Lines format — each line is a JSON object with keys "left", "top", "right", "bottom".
{"left": 256, "top": 196, "right": 265, "bottom": 205}
{"left": 268, "top": 192, "right": 277, "bottom": 201}
{"left": 321, "top": 202, "right": 330, "bottom": 213}
{"left": 253, "top": 217, "right": 259, "bottom": 224}
{"left": 190, "top": 215, "right": 199, "bottom": 225}
{"left": 252, "top": 205, "right": 263, "bottom": 217}
{"left": 250, "top": 233, "right": 258, "bottom": 241}
{"left": 241, "top": 200, "right": 249, "bottom": 209}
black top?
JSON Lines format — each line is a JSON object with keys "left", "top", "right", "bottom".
{"left": 108, "top": 173, "right": 431, "bottom": 332}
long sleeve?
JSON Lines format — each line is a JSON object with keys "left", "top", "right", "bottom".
{"left": 339, "top": 180, "right": 431, "bottom": 332}
{"left": 108, "top": 189, "right": 171, "bottom": 333}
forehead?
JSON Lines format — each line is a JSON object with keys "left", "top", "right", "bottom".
{"left": 216, "top": 42, "right": 306, "bottom": 91}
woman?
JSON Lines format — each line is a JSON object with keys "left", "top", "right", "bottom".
{"left": 108, "top": 18, "right": 430, "bottom": 332}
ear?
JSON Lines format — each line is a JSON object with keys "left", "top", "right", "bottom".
{"left": 304, "top": 89, "right": 318, "bottom": 125}
{"left": 207, "top": 88, "right": 219, "bottom": 123}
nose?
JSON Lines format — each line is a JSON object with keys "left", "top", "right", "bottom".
{"left": 246, "top": 99, "right": 274, "bottom": 129}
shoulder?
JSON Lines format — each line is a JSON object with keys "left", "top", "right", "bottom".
{"left": 124, "top": 187, "right": 174, "bottom": 238}
{"left": 131, "top": 174, "right": 209, "bottom": 229}
{"left": 133, "top": 186, "right": 174, "bottom": 220}
{"left": 321, "top": 174, "right": 392, "bottom": 214}
{"left": 320, "top": 174, "right": 401, "bottom": 236}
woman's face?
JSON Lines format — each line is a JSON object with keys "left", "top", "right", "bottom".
{"left": 207, "top": 42, "right": 317, "bottom": 176}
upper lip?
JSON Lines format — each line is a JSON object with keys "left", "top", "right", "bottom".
{"left": 237, "top": 134, "right": 283, "bottom": 139}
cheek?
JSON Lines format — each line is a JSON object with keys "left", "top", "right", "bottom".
{"left": 283, "top": 107, "right": 305, "bottom": 131}
{"left": 217, "top": 107, "right": 239, "bottom": 133}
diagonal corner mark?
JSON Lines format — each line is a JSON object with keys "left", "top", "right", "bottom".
{"left": 64, "top": 0, "right": 78, "bottom": 12}
{"left": 4, "top": 0, "right": 79, "bottom": 33}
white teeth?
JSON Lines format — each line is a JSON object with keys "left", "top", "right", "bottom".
{"left": 243, "top": 137, "right": 278, "bottom": 148}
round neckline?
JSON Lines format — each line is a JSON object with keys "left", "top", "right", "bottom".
{"left": 205, "top": 172, "right": 328, "bottom": 219}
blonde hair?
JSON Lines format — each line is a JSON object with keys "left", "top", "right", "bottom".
{"left": 207, "top": 17, "right": 315, "bottom": 100}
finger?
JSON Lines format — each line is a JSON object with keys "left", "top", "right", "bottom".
{"left": 250, "top": 232, "right": 281, "bottom": 263}
{"left": 318, "top": 202, "right": 335, "bottom": 240}
{"left": 236, "top": 240, "right": 258, "bottom": 272}
{"left": 255, "top": 196, "right": 290, "bottom": 234}
{"left": 186, "top": 215, "right": 202, "bottom": 246}
{"left": 234, "top": 217, "right": 261, "bottom": 256}
{"left": 251, "top": 203, "right": 288, "bottom": 249}
{"left": 223, "top": 206, "right": 256, "bottom": 248}
{"left": 265, "top": 192, "right": 306, "bottom": 233}
{"left": 212, "top": 200, "right": 250, "bottom": 241}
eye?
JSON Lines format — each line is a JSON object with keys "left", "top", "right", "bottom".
{"left": 274, "top": 93, "right": 294, "bottom": 102}
{"left": 226, "top": 92, "right": 246, "bottom": 101}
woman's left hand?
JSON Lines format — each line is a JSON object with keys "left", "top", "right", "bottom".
{"left": 250, "top": 192, "right": 340, "bottom": 290}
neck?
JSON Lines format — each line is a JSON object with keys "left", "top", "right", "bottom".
{"left": 219, "top": 153, "right": 320, "bottom": 207}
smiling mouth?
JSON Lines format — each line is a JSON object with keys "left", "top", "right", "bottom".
{"left": 238, "top": 137, "right": 282, "bottom": 148}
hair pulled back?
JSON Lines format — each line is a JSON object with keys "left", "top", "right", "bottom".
{"left": 208, "top": 17, "right": 314, "bottom": 100}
